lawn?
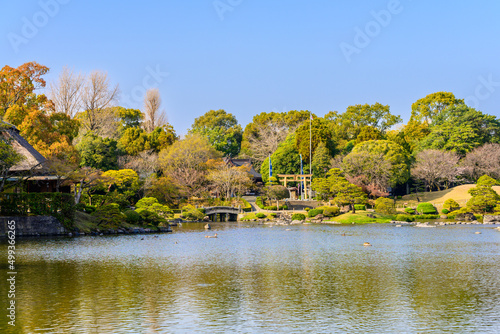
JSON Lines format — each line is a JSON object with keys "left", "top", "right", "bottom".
{"left": 398, "top": 184, "right": 500, "bottom": 210}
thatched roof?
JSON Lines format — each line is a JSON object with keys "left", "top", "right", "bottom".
{"left": 0, "top": 122, "right": 46, "bottom": 172}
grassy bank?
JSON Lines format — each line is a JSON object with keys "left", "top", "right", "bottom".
{"left": 326, "top": 211, "right": 394, "bottom": 224}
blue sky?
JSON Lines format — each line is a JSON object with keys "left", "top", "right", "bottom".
{"left": 1, "top": 0, "right": 500, "bottom": 135}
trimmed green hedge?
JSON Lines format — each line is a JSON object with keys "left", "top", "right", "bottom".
{"left": 292, "top": 213, "right": 306, "bottom": 221}
{"left": 0, "top": 192, "right": 75, "bottom": 227}
{"left": 395, "top": 214, "right": 414, "bottom": 222}
{"left": 241, "top": 198, "right": 252, "bottom": 212}
{"left": 354, "top": 204, "right": 366, "bottom": 211}
{"left": 308, "top": 208, "right": 324, "bottom": 217}
{"left": 416, "top": 203, "right": 438, "bottom": 215}
{"left": 404, "top": 208, "right": 416, "bottom": 214}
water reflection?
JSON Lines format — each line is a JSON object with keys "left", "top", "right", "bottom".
{"left": 1, "top": 224, "right": 499, "bottom": 333}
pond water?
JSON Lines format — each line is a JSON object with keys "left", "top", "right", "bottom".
{"left": 1, "top": 223, "right": 500, "bottom": 333}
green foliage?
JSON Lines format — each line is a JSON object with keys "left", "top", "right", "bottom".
{"left": 414, "top": 214, "right": 440, "bottom": 219}
{"left": 404, "top": 208, "right": 416, "bottom": 214}
{"left": 395, "top": 214, "right": 414, "bottom": 222}
{"left": 322, "top": 206, "right": 340, "bottom": 217}
{"left": 374, "top": 197, "right": 397, "bottom": 215}
{"left": 264, "top": 185, "right": 289, "bottom": 200}
{"left": 77, "top": 132, "right": 121, "bottom": 171}
{"left": 325, "top": 103, "right": 401, "bottom": 152}
{"left": 443, "top": 199, "right": 460, "bottom": 211}
{"left": 295, "top": 116, "right": 336, "bottom": 162}
{"left": 74, "top": 203, "right": 96, "bottom": 214}
{"left": 0, "top": 192, "right": 75, "bottom": 228}
{"left": 181, "top": 204, "right": 205, "bottom": 221}
{"left": 312, "top": 168, "right": 367, "bottom": 211}
{"left": 255, "top": 196, "right": 265, "bottom": 209}
{"left": 308, "top": 208, "right": 324, "bottom": 217}
{"left": 416, "top": 202, "right": 438, "bottom": 214}
{"left": 115, "top": 107, "right": 144, "bottom": 130}
{"left": 351, "top": 140, "right": 410, "bottom": 186}
{"left": 261, "top": 133, "right": 303, "bottom": 184}
{"left": 418, "top": 105, "right": 500, "bottom": 155}
{"left": 354, "top": 204, "right": 366, "bottom": 211}
{"left": 311, "top": 141, "right": 332, "bottom": 178}
{"left": 135, "top": 207, "right": 165, "bottom": 227}
{"left": 124, "top": 209, "right": 142, "bottom": 224}
{"left": 441, "top": 209, "right": 450, "bottom": 214}
{"left": 410, "top": 92, "right": 464, "bottom": 124}
{"left": 189, "top": 109, "right": 242, "bottom": 157}
{"left": 256, "top": 212, "right": 266, "bottom": 219}
{"left": 266, "top": 176, "right": 279, "bottom": 186}
{"left": 447, "top": 207, "right": 472, "bottom": 219}
{"left": 292, "top": 213, "right": 306, "bottom": 221}
{"left": 92, "top": 203, "right": 125, "bottom": 228}
{"left": 135, "top": 197, "right": 173, "bottom": 218}
{"left": 466, "top": 176, "right": 500, "bottom": 213}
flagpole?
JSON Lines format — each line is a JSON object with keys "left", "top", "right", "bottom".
{"left": 309, "top": 111, "right": 312, "bottom": 200}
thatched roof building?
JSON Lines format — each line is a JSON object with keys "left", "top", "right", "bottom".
{"left": 0, "top": 122, "right": 46, "bottom": 172}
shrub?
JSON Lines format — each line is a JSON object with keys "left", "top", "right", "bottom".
{"left": 92, "top": 203, "right": 126, "bottom": 228}
{"left": 124, "top": 209, "right": 142, "bottom": 224}
{"left": 354, "top": 204, "right": 366, "bottom": 211}
{"left": 416, "top": 203, "right": 438, "bottom": 215}
{"left": 322, "top": 206, "right": 340, "bottom": 217}
{"left": 292, "top": 213, "right": 306, "bottom": 221}
{"left": 135, "top": 197, "right": 173, "bottom": 218}
{"left": 256, "top": 212, "right": 266, "bottom": 219}
{"left": 181, "top": 205, "right": 205, "bottom": 221}
{"left": 441, "top": 209, "right": 450, "bottom": 214}
{"left": 404, "top": 208, "right": 416, "bottom": 214}
{"left": 443, "top": 199, "right": 460, "bottom": 212}
{"left": 447, "top": 207, "right": 471, "bottom": 219}
{"left": 414, "top": 214, "right": 439, "bottom": 219}
{"left": 135, "top": 208, "right": 165, "bottom": 227}
{"left": 374, "top": 197, "right": 397, "bottom": 215}
{"left": 75, "top": 203, "right": 96, "bottom": 214}
{"left": 395, "top": 214, "right": 414, "bottom": 222}
{"left": 255, "top": 196, "right": 265, "bottom": 209}
{"left": 308, "top": 208, "right": 324, "bottom": 217}
{"left": 241, "top": 198, "right": 252, "bottom": 212}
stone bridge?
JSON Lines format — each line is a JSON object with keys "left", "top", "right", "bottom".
{"left": 205, "top": 206, "right": 240, "bottom": 222}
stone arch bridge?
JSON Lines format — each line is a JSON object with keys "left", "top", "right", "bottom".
{"left": 205, "top": 206, "right": 240, "bottom": 222}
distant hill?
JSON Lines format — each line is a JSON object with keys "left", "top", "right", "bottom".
{"left": 400, "top": 184, "right": 500, "bottom": 209}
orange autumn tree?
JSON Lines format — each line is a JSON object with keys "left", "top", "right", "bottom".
{"left": 1, "top": 62, "right": 80, "bottom": 185}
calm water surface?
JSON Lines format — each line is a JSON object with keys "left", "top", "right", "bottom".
{"left": 1, "top": 223, "right": 500, "bottom": 333}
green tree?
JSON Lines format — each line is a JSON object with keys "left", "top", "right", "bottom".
{"left": 410, "top": 91, "right": 464, "bottom": 124}
{"left": 325, "top": 103, "right": 401, "bottom": 151}
{"left": 295, "top": 117, "right": 335, "bottom": 162}
{"left": 189, "top": 109, "right": 242, "bottom": 157}
{"left": 158, "top": 134, "right": 220, "bottom": 198}
{"left": 76, "top": 132, "right": 121, "bottom": 171}
{"left": 418, "top": 105, "right": 500, "bottom": 155}
{"left": 241, "top": 110, "right": 311, "bottom": 163}
{"left": 351, "top": 140, "right": 410, "bottom": 187}
{"left": 311, "top": 141, "right": 331, "bottom": 178}
{"left": 467, "top": 175, "right": 500, "bottom": 213}
{"left": 311, "top": 168, "right": 367, "bottom": 212}
{"left": 115, "top": 107, "right": 144, "bottom": 130}
{"left": 260, "top": 133, "right": 303, "bottom": 184}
